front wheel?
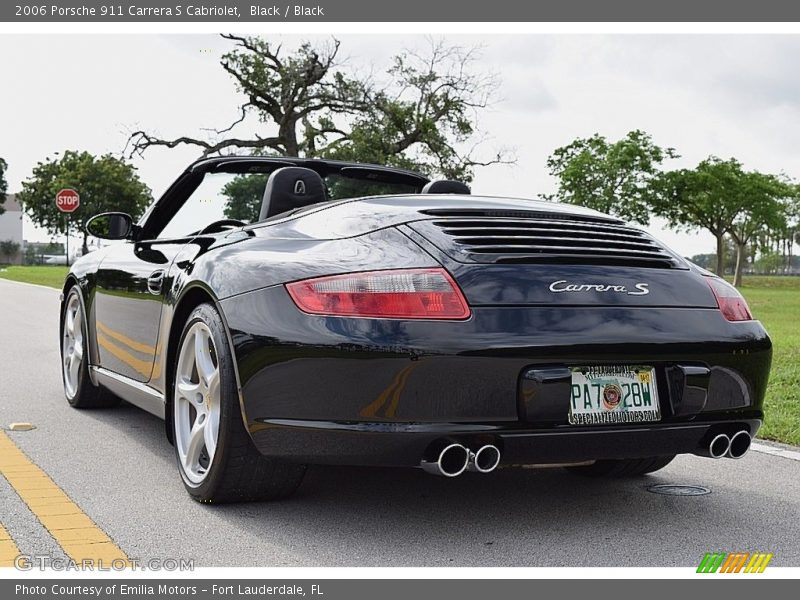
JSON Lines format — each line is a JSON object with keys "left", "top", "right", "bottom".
{"left": 565, "top": 455, "right": 676, "bottom": 478}
{"left": 172, "top": 303, "right": 306, "bottom": 503}
{"left": 61, "top": 288, "right": 120, "bottom": 409}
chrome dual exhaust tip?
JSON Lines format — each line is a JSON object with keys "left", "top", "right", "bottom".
{"left": 727, "top": 430, "right": 752, "bottom": 459}
{"left": 421, "top": 443, "right": 470, "bottom": 477}
{"left": 467, "top": 445, "right": 501, "bottom": 473}
{"left": 708, "top": 433, "right": 731, "bottom": 459}
{"left": 420, "top": 442, "right": 501, "bottom": 476}
{"left": 700, "top": 430, "right": 752, "bottom": 459}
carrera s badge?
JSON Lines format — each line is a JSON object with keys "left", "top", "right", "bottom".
{"left": 549, "top": 280, "right": 650, "bottom": 296}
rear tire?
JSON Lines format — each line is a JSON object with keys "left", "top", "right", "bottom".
{"left": 565, "top": 455, "right": 676, "bottom": 478}
{"left": 172, "top": 303, "right": 306, "bottom": 503}
{"left": 61, "top": 287, "right": 120, "bottom": 409}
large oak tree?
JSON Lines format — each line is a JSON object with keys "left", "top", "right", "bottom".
{"left": 127, "top": 36, "right": 512, "bottom": 215}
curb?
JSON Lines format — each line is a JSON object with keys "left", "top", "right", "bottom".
{"left": 750, "top": 441, "right": 800, "bottom": 462}
{"left": 0, "top": 277, "right": 62, "bottom": 293}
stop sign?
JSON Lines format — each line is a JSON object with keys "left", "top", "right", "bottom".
{"left": 56, "top": 189, "right": 80, "bottom": 213}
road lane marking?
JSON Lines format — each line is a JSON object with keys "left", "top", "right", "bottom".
{"left": 0, "top": 523, "right": 22, "bottom": 568}
{"left": 0, "top": 431, "right": 129, "bottom": 565}
{"left": 97, "top": 333, "right": 158, "bottom": 380}
{"left": 384, "top": 365, "right": 417, "bottom": 418}
{"left": 751, "top": 441, "right": 800, "bottom": 462}
{"left": 359, "top": 363, "right": 418, "bottom": 418}
{"left": 96, "top": 321, "right": 159, "bottom": 356}
{"left": 95, "top": 321, "right": 162, "bottom": 380}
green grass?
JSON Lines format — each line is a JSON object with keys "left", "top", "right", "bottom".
{"left": 737, "top": 277, "right": 800, "bottom": 446}
{"left": 0, "top": 265, "right": 69, "bottom": 289}
{"left": 734, "top": 275, "right": 800, "bottom": 290}
{"left": 0, "top": 267, "right": 797, "bottom": 444}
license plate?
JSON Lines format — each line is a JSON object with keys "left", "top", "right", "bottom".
{"left": 568, "top": 366, "right": 660, "bottom": 425}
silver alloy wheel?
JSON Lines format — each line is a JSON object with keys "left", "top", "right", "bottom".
{"left": 62, "top": 293, "right": 84, "bottom": 399}
{"left": 174, "top": 321, "right": 221, "bottom": 485}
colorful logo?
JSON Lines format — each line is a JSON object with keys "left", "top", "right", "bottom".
{"left": 697, "top": 552, "right": 773, "bottom": 573}
{"left": 602, "top": 384, "right": 622, "bottom": 410}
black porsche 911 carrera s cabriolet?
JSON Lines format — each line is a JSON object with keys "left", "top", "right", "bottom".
{"left": 60, "top": 156, "right": 771, "bottom": 503}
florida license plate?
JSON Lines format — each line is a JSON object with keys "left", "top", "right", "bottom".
{"left": 568, "top": 366, "right": 660, "bottom": 425}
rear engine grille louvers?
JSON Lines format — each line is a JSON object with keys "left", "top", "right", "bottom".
{"left": 411, "top": 210, "right": 682, "bottom": 268}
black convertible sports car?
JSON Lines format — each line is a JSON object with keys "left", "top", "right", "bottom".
{"left": 61, "top": 157, "right": 771, "bottom": 503}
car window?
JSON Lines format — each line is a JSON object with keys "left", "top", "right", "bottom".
{"left": 158, "top": 172, "right": 245, "bottom": 239}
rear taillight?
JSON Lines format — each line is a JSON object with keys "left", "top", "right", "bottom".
{"left": 705, "top": 277, "right": 753, "bottom": 322}
{"left": 285, "top": 268, "right": 471, "bottom": 320}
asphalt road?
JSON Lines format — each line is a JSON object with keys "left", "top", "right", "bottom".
{"left": 1, "top": 278, "right": 799, "bottom": 568}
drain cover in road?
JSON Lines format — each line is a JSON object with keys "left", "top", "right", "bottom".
{"left": 647, "top": 484, "right": 711, "bottom": 496}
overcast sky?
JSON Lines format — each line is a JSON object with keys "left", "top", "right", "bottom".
{"left": 2, "top": 34, "right": 799, "bottom": 255}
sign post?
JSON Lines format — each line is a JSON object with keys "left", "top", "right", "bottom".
{"left": 55, "top": 189, "right": 80, "bottom": 267}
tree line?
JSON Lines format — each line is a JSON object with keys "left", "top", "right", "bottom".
{"left": 545, "top": 130, "right": 800, "bottom": 286}
{"left": 2, "top": 36, "right": 798, "bottom": 285}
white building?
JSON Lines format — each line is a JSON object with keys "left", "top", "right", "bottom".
{"left": 0, "top": 194, "right": 24, "bottom": 264}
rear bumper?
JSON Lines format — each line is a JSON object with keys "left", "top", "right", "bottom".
{"left": 248, "top": 418, "right": 762, "bottom": 467}
{"left": 221, "top": 286, "right": 771, "bottom": 466}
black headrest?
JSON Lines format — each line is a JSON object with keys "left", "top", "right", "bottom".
{"left": 259, "top": 167, "right": 327, "bottom": 221}
{"left": 421, "top": 180, "right": 471, "bottom": 195}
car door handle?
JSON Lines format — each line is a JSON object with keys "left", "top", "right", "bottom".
{"left": 147, "top": 270, "right": 165, "bottom": 295}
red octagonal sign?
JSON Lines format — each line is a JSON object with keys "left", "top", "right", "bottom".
{"left": 56, "top": 188, "right": 80, "bottom": 213}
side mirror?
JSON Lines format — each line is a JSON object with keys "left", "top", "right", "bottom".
{"left": 85, "top": 212, "right": 134, "bottom": 240}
